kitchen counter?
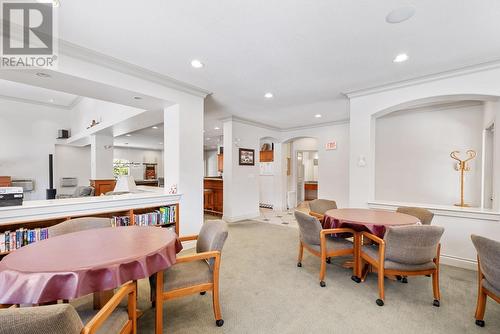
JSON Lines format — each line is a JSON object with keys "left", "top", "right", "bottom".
{"left": 204, "top": 178, "right": 223, "bottom": 215}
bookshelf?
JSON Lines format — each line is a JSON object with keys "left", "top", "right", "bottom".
{"left": 0, "top": 202, "right": 180, "bottom": 258}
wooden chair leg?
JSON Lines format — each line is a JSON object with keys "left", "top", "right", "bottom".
{"left": 155, "top": 271, "right": 164, "bottom": 334}
{"left": 297, "top": 242, "right": 304, "bottom": 267}
{"left": 212, "top": 286, "right": 223, "bottom": 324}
{"left": 377, "top": 266, "right": 385, "bottom": 306}
{"left": 432, "top": 269, "right": 441, "bottom": 304}
{"left": 475, "top": 286, "right": 487, "bottom": 321}
{"left": 128, "top": 281, "right": 137, "bottom": 334}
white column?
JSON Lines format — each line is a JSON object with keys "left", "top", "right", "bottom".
{"left": 90, "top": 133, "right": 114, "bottom": 179}
{"left": 348, "top": 102, "right": 376, "bottom": 207}
{"left": 164, "top": 98, "right": 204, "bottom": 236}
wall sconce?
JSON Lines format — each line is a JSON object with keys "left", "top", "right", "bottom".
{"left": 357, "top": 155, "right": 367, "bottom": 167}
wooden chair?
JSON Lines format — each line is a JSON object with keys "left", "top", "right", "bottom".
{"left": 295, "top": 211, "right": 357, "bottom": 287}
{"left": 359, "top": 225, "right": 444, "bottom": 306}
{"left": 0, "top": 281, "right": 137, "bottom": 334}
{"left": 471, "top": 235, "right": 500, "bottom": 327}
{"left": 308, "top": 199, "right": 337, "bottom": 221}
{"left": 396, "top": 206, "right": 434, "bottom": 225}
{"left": 153, "top": 220, "right": 228, "bottom": 333}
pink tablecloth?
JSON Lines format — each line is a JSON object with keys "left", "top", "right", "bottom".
{"left": 0, "top": 226, "right": 182, "bottom": 304}
{"left": 323, "top": 208, "right": 420, "bottom": 238}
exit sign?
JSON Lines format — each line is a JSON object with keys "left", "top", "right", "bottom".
{"left": 325, "top": 141, "right": 337, "bottom": 150}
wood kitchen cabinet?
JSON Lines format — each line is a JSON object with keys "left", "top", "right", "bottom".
{"left": 90, "top": 179, "right": 116, "bottom": 196}
{"left": 260, "top": 150, "right": 274, "bottom": 162}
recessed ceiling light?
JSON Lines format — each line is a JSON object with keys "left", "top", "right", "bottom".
{"left": 133, "top": 96, "right": 142, "bottom": 100}
{"left": 125, "top": 134, "right": 132, "bottom": 137}
{"left": 214, "top": 126, "right": 220, "bottom": 130}
{"left": 48, "top": 98, "right": 54, "bottom": 103}
{"left": 36, "top": 72, "right": 51, "bottom": 78}
{"left": 191, "top": 59, "right": 204, "bottom": 68}
{"left": 152, "top": 126, "right": 159, "bottom": 129}
{"left": 264, "top": 92, "right": 274, "bottom": 99}
{"left": 393, "top": 53, "right": 409, "bottom": 63}
{"left": 386, "top": 6, "right": 416, "bottom": 24}
{"left": 206, "top": 137, "right": 211, "bottom": 140}
{"left": 159, "top": 142, "right": 163, "bottom": 145}
{"left": 315, "top": 114, "right": 322, "bottom": 118}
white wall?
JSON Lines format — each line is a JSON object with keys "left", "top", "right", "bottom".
{"left": 54, "top": 144, "right": 91, "bottom": 195}
{"left": 375, "top": 103, "right": 484, "bottom": 206}
{"left": 0, "top": 99, "right": 70, "bottom": 200}
{"left": 114, "top": 147, "right": 164, "bottom": 179}
{"left": 71, "top": 97, "right": 144, "bottom": 136}
{"left": 222, "top": 118, "right": 350, "bottom": 221}
{"left": 204, "top": 149, "right": 218, "bottom": 177}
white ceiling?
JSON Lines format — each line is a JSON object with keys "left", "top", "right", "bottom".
{"left": 56, "top": 0, "right": 500, "bottom": 129}
{"left": 114, "top": 123, "right": 164, "bottom": 150}
{"left": 0, "top": 79, "right": 79, "bottom": 108}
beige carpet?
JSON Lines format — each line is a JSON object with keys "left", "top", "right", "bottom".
{"left": 126, "top": 221, "right": 497, "bottom": 333}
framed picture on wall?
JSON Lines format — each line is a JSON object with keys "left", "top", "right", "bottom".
{"left": 239, "top": 148, "right": 255, "bottom": 166}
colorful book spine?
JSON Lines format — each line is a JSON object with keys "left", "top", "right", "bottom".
{"left": 0, "top": 227, "right": 49, "bottom": 253}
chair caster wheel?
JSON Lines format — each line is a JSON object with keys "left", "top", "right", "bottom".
{"left": 200, "top": 292, "right": 206, "bottom": 295}
{"left": 351, "top": 276, "right": 361, "bottom": 283}
{"left": 401, "top": 277, "right": 408, "bottom": 284}
{"left": 297, "top": 262, "right": 302, "bottom": 267}
{"left": 425, "top": 274, "right": 431, "bottom": 277}
{"left": 152, "top": 301, "right": 156, "bottom": 308}
{"left": 376, "top": 299, "right": 384, "bottom": 306}
{"left": 396, "top": 275, "right": 402, "bottom": 281}
{"left": 475, "top": 320, "right": 485, "bottom": 327}
{"left": 326, "top": 257, "right": 331, "bottom": 264}
{"left": 320, "top": 281, "right": 326, "bottom": 287}
{"left": 216, "top": 319, "right": 224, "bottom": 327}
{"left": 433, "top": 299, "right": 440, "bottom": 307}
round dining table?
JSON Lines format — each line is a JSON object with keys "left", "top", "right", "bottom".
{"left": 323, "top": 208, "right": 420, "bottom": 280}
{"left": 323, "top": 208, "right": 420, "bottom": 238}
{"left": 0, "top": 226, "right": 182, "bottom": 305}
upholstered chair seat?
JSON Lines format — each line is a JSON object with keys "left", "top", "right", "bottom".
{"left": 359, "top": 225, "right": 444, "bottom": 306}
{"left": 471, "top": 234, "right": 500, "bottom": 327}
{"left": 48, "top": 217, "right": 112, "bottom": 237}
{"left": 76, "top": 307, "right": 130, "bottom": 334}
{"left": 295, "top": 211, "right": 357, "bottom": 287}
{"left": 163, "top": 259, "right": 213, "bottom": 291}
{"left": 396, "top": 206, "right": 434, "bottom": 225}
{"left": 153, "top": 220, "right": 228, "bottom": 332}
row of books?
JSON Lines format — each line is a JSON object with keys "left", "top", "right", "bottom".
{"left": 112, "top": 205, "right": 177, "bottom": 227}
{"left": 0, "top": 228, "right": 49, "bottom": 253}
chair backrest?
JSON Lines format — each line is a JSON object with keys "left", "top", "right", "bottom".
{"left": 471, "top": 235, "right": 500, "bottom": 293}
{"left": 73, "top": 186, "right": 94, "bottom": 198}
{"left": 384, "top": 225, "right": 444, "bottom": 264}
{"left": 0, "top": 304, "right": 83, "bottom": 334}
{"left": 294, "top": 210, "right": 322, "bottom": 246}
{"left": 396, "top": 206, "right": 434, "bottom": 225}
{"left": 196, "top": 220, "right": 229, "bottom": 270}
{"left": 309, "top": 199, "right": 337, "bottom": 215}
{"left": 48, "top": 217, "right": 112, "bottom": 237}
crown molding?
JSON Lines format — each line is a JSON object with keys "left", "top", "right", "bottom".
{"left": 59, "top": 40, "right": 211, "bottom": 98}
{"left": 0, "top": 94, "right": 71, "bottom": 110}
{"left": 344, "top": 59, "right": 500, "bottom": 99}
{"left": 221, "top": 115, "right": 349, "bottom": 132}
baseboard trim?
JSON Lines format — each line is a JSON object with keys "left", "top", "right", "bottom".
{"left": 441, "top": 254, "right": 477, "bottom": 271}
{"left": 222, "top": 212, "right": 261, "bottom": 223}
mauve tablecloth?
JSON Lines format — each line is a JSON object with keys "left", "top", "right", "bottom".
{"left": 323, "top": 208, "right": 420, "bottom": 238}
{"left": 0, "top": 226, "right": 182, "bottom": 304}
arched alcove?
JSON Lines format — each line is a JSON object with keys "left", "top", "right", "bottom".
{"left": 372, "top": 94, "right": 500, "bottom": 209}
